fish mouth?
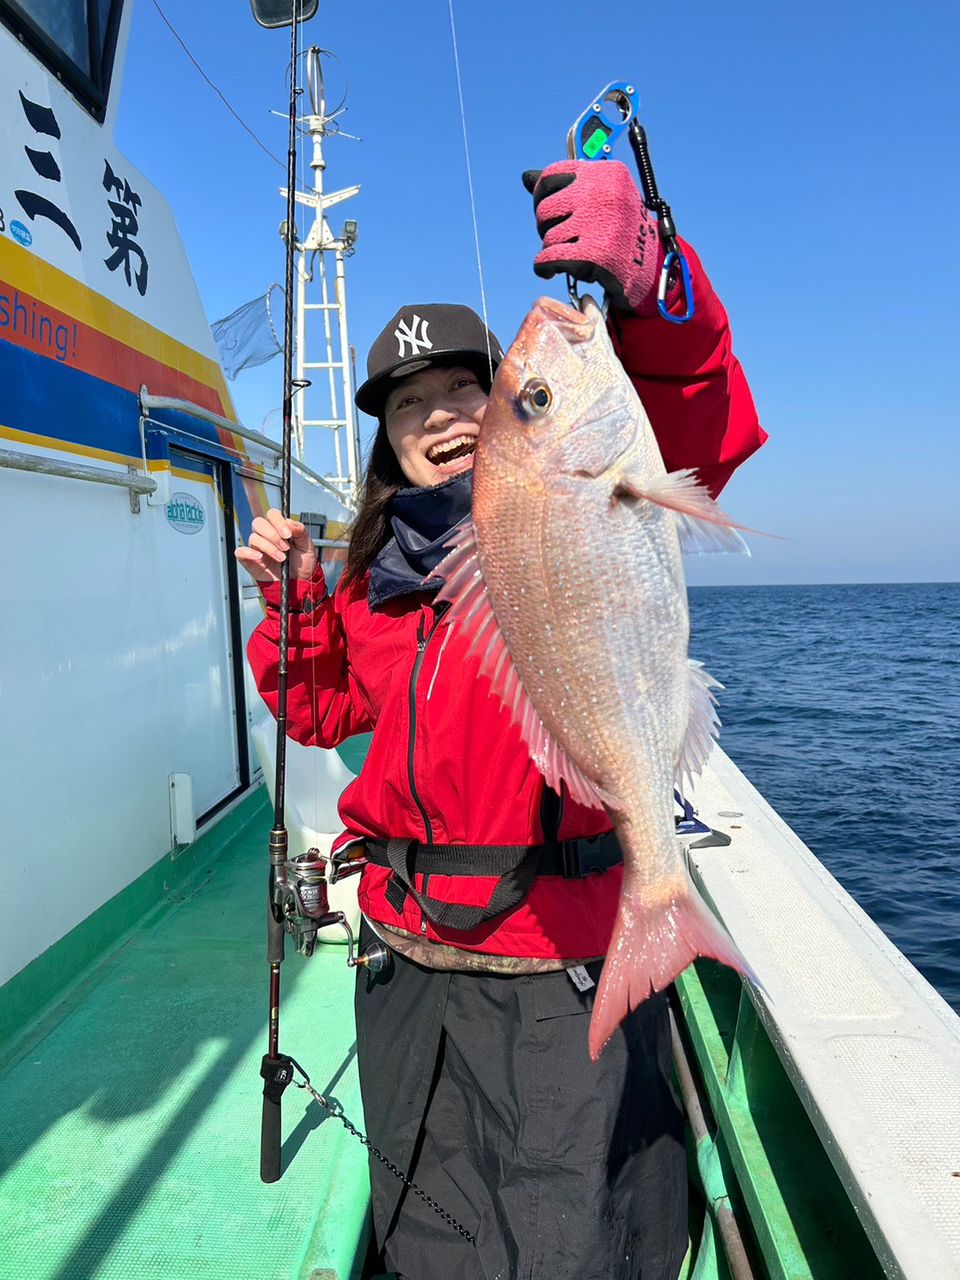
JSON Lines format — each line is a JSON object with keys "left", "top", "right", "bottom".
{"left": 535, "top": 295, "right": 593, "bottom": 327}
{"left": 506, "top": 296, "right": 600, "bottom": 380}
{"left": 424, "top": 433, "right": 478, "bottom": 473}
{"left": 529, "top": 295, "right": 596, "bottom": 344}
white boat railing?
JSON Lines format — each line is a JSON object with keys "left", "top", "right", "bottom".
{"left": 139, "top": 390, "right": 351, "bottom": 506}
{"left": 0, "top": 446, "right": 157, "bottom": 512}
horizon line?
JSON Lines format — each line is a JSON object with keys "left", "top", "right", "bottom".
{"left": 688, "top": 579, "right": 960, "bottom": 589}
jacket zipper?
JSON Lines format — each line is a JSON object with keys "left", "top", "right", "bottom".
{"left": 408, "top": 609, "right": 445, "bottom": 934}
{"left": 408, "top": 606, "right": 450, "bottom": 932}
{"left": 408, "top": 609, "right": 442, "bottom": 846}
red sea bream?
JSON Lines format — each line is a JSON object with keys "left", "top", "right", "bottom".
{"left": 435, "top": 295, "right": 755, "bottom": 1059}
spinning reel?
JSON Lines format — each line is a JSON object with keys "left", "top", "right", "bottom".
{"left": 274, "top": 846, "right": 390, "bottom": 970}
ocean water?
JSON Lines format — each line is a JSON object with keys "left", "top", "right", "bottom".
{"left": 688, "top": 581, "right": 960, "bottom": 1014}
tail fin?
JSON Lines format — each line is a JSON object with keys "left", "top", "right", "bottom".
{"left": 588, "top": 886, "right": 756, "bottom": 1061}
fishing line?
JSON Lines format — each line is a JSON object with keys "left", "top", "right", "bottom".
{"left": 152, "top": 0, "right": 285, "bottom": 171}
{"left": 296, "top": 13, "right": 326, "bottom": 836}
{"left": 286, "top": 22, "right": 324, "bottom": 824}
{"left": 298, "top": 22, "right": 307, "bottom": 252}
{"left": 446, "top": 0, "right": 494, "bottom": 386}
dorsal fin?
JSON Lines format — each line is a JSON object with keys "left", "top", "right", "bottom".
{"left": 430, "top": 523, "right": 620, "bottom": 812}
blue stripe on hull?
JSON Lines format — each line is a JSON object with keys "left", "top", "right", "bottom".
{"left": 0, "top": 338, "right": 257, "bottom": 534}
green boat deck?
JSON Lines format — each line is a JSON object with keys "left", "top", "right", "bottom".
{"left": 0, "top": 789, "right": 371, "bottom": 1280}
{"left": 0, "top": 779, "right": 890, "bottom": 1280}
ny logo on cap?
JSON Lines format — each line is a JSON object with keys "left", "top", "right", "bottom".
{"left": 394, "top": 314, "right": 433, "bottom": 358}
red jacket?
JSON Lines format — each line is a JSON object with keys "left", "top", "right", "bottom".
{"left": 248, "top": 242, "right": 767, "bottom": 961}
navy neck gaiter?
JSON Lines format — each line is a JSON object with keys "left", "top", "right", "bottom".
{"left": 368, "top": 469, "right": 473, "bottom": 609}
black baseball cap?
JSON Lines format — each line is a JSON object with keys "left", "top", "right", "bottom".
{"left": 355, "top": 303, "right": 504, "bottom": 418}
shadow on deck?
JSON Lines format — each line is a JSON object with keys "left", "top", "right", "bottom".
{"left": 0, "top": 788, "right": 371, "bottom": 1280}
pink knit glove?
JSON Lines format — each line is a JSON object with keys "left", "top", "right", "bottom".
{"left": 523, "top": 160, "right": 663, "bottom": 314}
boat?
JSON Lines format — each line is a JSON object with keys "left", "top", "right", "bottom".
{"left": 2, "top": 4, "right": 958, "bottom": 1278}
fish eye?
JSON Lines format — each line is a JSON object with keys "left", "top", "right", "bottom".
{"left": 518, "top": 379, "right": 553, "bottom": 417}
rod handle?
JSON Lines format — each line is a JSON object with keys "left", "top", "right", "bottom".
{"left": 260, "top": 1093, "right": 282, "bottom": 1183}
{"left": 259, "top": 1053, "right": 294, "bottom": 1183}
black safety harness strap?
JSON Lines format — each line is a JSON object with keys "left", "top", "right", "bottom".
{"left": 382, "top": 837, "right": 542, "bottom": 931}
{"left": 539, "top": 780, "right": 562, "bottom": 847}
{"left": 365, "top": 784, "right": 622, "bottom": 932}
{"left": 365, "top": 834, "right": 623, "bottom": 879}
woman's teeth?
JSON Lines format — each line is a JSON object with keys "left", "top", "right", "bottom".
{"left": 426, "top": 436, "right": 477, "bottom": 466}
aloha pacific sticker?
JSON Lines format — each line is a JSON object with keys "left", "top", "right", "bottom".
{"left": 166, "top": 492, "right": 205, "bottom": 534}
{"left": 9, "top": 221, "right": 32, "bottom": 247}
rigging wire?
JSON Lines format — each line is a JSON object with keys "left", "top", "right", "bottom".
{"left": 446, "top": 0, "right": 494, "bottom": 386}
{"left": 152, "top": 0, "right": 285, "bottom": 172}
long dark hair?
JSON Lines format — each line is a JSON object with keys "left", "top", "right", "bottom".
{"left": 343, "top": 420, "right": 405, "bottom": 585}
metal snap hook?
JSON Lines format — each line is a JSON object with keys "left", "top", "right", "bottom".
{"left": 658, "top": 247, "right": 694, "bottom": 324}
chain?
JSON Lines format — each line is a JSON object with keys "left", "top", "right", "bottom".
{"left": 291, "top": 1065, "right": 477, "bottom": 1244}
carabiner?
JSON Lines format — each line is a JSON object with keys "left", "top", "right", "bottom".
{"left": 658, "top": 246, "right": 694, "bottom": 325}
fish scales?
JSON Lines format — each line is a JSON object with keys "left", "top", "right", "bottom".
{"left": 479, "top": 442, "right": 687, "bottom": 891}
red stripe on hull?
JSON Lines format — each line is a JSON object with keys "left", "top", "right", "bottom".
{"left": 0, "top": 279, "right": 227, "bottom": 416}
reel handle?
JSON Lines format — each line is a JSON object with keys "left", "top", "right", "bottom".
{"left": 352, "top": 939, "right": 391, "bottom": 972}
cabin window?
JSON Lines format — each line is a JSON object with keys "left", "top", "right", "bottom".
{"left": 0, "top": 0, "right": 124, "bottom": 122}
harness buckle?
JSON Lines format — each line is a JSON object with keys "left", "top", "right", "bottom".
{"left": 558, "top": 840, "right": 582, "bottom": 878}
{"left": 329, "top": 840, "right": 368, "bottom": 884}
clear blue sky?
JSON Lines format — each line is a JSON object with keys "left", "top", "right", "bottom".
{"left": 117, "top": 0, "right": 959, "bottom": 585}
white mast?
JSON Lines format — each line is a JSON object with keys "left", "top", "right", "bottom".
{"left": 282, "top": 47, "right": 361, "bottom": 512}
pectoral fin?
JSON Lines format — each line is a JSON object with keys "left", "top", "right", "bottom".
{"left": 614, "top": 467, "right": 752, "bottom": 554}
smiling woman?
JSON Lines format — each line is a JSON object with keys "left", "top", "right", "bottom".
{"left": 240, "top": 237, "right": 766, "bottom": 1278}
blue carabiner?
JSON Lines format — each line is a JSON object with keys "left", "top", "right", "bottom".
{"left": 658, "top": 247, "right": 695, "bottom": 324}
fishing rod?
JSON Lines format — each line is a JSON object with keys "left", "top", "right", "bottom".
{"left": 250, "top": 0, "right": 392, "bottom": 1189}
{"left": 253, "top": 0, "right": 312, "bottom": 1187}
{"left": 566, "top": 80, "right": 695, "bottom": 324}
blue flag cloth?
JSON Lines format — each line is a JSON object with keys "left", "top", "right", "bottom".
{"left": 211, "top": 285, "right": 283, "bottom": 380}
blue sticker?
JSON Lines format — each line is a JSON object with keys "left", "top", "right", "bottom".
{"left": 10, "top": 221, "right": 33, "bottom": 247}
{"left": 166, "top": 492, "right": 205, "bottom": 535}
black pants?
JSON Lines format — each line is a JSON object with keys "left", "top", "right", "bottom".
{"left": 355, "top": 925, "right": 687, "bottom": 1280}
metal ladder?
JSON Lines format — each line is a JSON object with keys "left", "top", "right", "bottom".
{"left": 287, "top": 47, "right": 362, "bottom": 513}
